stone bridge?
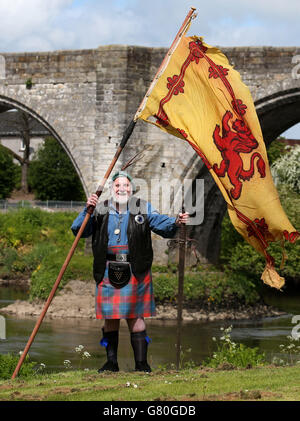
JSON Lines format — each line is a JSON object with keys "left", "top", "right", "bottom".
{"left": 0, "top": 45, "right": 299, "bottom": 263}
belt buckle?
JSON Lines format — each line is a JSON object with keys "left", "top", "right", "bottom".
{"left": 116, "top": 254, "right": 127, "bottom": 262}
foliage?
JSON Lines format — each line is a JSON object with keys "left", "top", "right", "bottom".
{"left": 0, "top": 208, "right": 79, "bottom": 249}
{"left": 271, "top": 145, "right": 300, "bottom": 194}
{"left": 0, "top": 144, "right": 19, "bottom": 199}
{"left": 0, "top": 208, "right": 92, "bottom": 295}
{"left": 25, "top": 78, "right": 33, "bottom": 89}
{"left": 29, "top": 137, "right": 86, "bottom": 201}
{"left": 273, "top": 335, "right": 300, "bottom": 366}
{"left": 220, "top": 185, "right": 300, "bottom": 283}
{"left": 30, "top": 250, "right": 93, "bottom": 300}
{"left": 153, "top": 266, "right": 260, "bottom": 307}
{"left": 266, "top": 137, "right": 287, "bottom": 165}
{"left": 204, "top": 326, "right": 266, "bottom": 369}
{"left": 0, "top": 353, "right": 36, "bottom": 380}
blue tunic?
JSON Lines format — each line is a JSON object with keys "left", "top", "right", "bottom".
{"left": 71, "top": 201, "right": 178, "bottom": 319}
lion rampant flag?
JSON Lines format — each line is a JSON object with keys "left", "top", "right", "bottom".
{"left": 136, "top": 31, "right": 299, "bottom": 289}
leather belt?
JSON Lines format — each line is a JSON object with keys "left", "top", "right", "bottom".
{"left": 106, "top": 253, "right": 131, "bottom": 262}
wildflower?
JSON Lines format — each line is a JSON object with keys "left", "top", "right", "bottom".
{"left": 40, "top": 363, "right": 46, "bottom": 369}
{"left": 212, "top": 337, "right": 216, "bottom": 342}
{"left": 133, "top": 384, "right": 138, "bottom": 388}
{"left": 75, "top": 345, "right": 84, "bottom": 353}
{"left": 83, "top": 351, "right": 91, "bottom": 358}
{"left": 63, "top": 359, "right": 72, "bottom": 369}
{"left": 126, "top": 382, "right": 130, "bottom": 387}
{"left": 225, "top": 326, "right": 232, "bottom": 333}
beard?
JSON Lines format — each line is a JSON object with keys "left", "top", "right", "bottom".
{"left": 111, "top": 190, "right": 131, "bottom": 205}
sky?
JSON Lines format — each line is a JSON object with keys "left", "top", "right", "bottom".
{"left": 0, "top": 0, "right": 299, "bottom": 137}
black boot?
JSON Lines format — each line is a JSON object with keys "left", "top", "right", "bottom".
{"left": 130, "top": 330, "right": 152, "bottom": 372}
{"left": 98, "top": 328, "right": 119, "bottom": 373}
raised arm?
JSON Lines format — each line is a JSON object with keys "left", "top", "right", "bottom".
{"left": 71, "top": 194, "right": 98, "bottom": 238}
{"left": 146, "top": 203, "right": 189, "bottom": 238}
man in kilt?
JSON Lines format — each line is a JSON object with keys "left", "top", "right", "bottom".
{"left": 71, "top": 171, "right": 189, "bottom": 372}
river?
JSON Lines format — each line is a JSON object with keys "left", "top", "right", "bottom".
{"left": 0, "top": 284, "right": 299, "bottom": 372}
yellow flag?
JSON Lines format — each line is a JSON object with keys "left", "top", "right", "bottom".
{"left": 136, "top": 35, "right": 299, "bottom": 289}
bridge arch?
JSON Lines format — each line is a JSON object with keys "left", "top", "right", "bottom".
{"left": 256, "top": 88, "right": 300, "bottom": 145}
{"left": 0, "top": 94, "right": 88, "bottom": 195}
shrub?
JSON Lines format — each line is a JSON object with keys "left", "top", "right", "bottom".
{"left": 29, "top": 137, "right": 86, "bottom": 201}
{"left": 0, "top": 353, "right": 36, "bottom": 380}
{"left": 0, "top": 145, "right": 19, "bottom": 199}
{"left": 271, "top": 145, "right": 300, "bottom": 194}
{"left": 30, "top": 249, "right": 93, "bottom": 300}
{"left": 204, "top": 326, "right": 266, "bottom": 369}
{"left": 0, "top": 208, "right": 80, "bottom": 248}
{"left": 0, "top": 208, "right": 87, "bottom": 283}
{"left": 266, "top": 137, "right": 287, "bottom": 165}
{"left": 220, "top": 185, "right": 300, "bottom": 283}
{"left": 152, "top": 267, "right": 260, "bottom": 307}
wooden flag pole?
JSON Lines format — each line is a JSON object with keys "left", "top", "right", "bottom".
{"left": 11, "top": 120, "right": 136, "bottom": 380}
{"left": 11, "top": 6, "right": 197, "bottom": 379}
{"left": 134, "top": 7, "right": 196, "bottom": 121}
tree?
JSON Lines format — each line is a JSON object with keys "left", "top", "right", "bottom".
{"left": 0, "top": 110, "right": 38, "bottom": 194}
{"left": 271, "top": 145, "right": 300, "bottom": 194}
{"left": 0, "top": 145, "right": 18, "bottom": 199}
{"left": 29, "top": 137, "right": 86, "bottom": 201}
{"left": 266, "top": 137, "right": 287, "bottom": 165}
{"left": 220, "top": 185, "right": 300, "bottom": 283}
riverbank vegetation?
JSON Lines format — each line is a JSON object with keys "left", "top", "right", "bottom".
{"left": 220, "top": 185, "right": 300, "bottom": 284}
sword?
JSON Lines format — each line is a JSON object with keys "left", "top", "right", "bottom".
{"left": 176, "top": 207, "right": 187, "bottom": 370}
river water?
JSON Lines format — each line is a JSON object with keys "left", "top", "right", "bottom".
{"left": 0, "top": 285, "right": 299, "bottom": 372}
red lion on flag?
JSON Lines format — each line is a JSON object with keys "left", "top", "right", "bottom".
{"left": 212, "top": 111, "right": 266, "bottom": 200}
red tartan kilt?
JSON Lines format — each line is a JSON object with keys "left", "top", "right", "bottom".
{"left": 95, "top": 267, "right": 156, "bottom": 319}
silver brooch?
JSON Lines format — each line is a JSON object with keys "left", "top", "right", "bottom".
{"left": 135, "top": 215, "right": 144, "bottom": 224}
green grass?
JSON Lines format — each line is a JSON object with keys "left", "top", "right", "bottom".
{"left": 1, "top": 365, "right": 300, "bottom": 401}
{"left": 0, "top": 208, "right": 92, "bottom": 299}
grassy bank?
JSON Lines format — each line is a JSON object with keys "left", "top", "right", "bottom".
{"left": 1, "top": 365, "right": 300, "bottom": 401}
{"left": 0, "top": 208, "right": 262, "bottom": 308}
